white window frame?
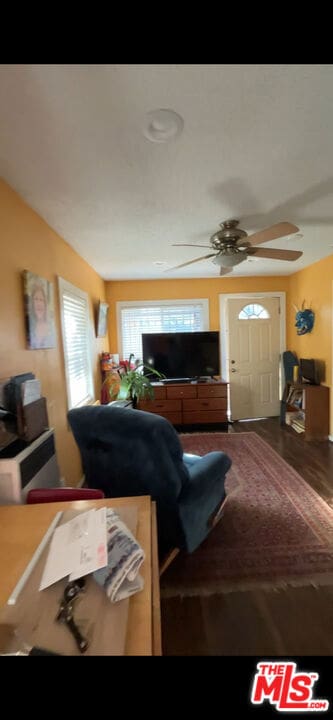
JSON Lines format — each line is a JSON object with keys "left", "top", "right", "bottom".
{"left": 58, "top": 277, "right": 94, "bottom": 410}
{"left": 116, "top": 298, "right": 209, "bottom": 360}
{"left": 238, "top": 303, "right": 270, "bottom": 319}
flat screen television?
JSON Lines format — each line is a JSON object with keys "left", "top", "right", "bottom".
{"left": 299, "top": 358, "right": 319, "bottom": 385}
{"left": 142, "top": 331, "right": 220, "bottom": 381}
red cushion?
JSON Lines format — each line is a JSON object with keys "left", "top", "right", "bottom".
{"left": 26, "top": 488, "right": 105, "bottom": 504}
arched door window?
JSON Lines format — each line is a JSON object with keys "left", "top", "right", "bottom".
{"left": 238, "top": 303, "right": 270, "bottom": 319}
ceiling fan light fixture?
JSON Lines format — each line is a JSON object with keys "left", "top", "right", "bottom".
{"left": 213, "top": 251, "right": 246, "bottom": 267}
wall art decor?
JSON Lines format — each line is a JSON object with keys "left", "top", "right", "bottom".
{"left": 293, "top": 301, "right": 315, "bottom": 335}
{"left": 23, "top": 271, "right": 56, "bottom": 349}
{"left": 96, "top": 301, "right": 109, "bottom": 338}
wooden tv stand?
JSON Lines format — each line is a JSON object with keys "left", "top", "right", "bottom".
{"left": 138, "top": 380, "right": 228, "bottom": 427}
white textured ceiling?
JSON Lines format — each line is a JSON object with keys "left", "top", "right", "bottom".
{"left": 1, "top": 64, "right": 333, "bottom": 280}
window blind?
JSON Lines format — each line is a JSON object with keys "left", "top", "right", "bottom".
{"left": 59, "top": 279, "right": 93, "bottom": 409}
{"left": 120, "top": 303, "right": 205, "bottom": 362}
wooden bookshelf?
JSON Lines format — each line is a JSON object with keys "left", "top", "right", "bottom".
{"left": 284, "top": 382, "right": 329, "bottom": 441}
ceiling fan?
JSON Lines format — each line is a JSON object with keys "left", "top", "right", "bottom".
{"left": 168, "top": 220, "right": 302, "bottom": 275}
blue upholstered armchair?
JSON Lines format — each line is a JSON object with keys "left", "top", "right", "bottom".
{"left": 68, "top": 406, "right": 231, "bottom": 558}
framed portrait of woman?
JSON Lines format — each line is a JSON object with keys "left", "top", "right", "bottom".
{"left": 96, "top": 301, "right": 109, "bottom": 337}
{"left": 23, "top": 271, "right": 56, "bottom": 349}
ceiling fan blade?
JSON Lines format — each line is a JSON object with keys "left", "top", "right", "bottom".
{"left": 165, "top": 253, "right": 217, "bottom": 271}
{"left": 247, "top": 247, "right": 303, "bottom": 261}
{"left": 246, "top": 222, "right": 299, "bottom": 246}
{"left": 220, "top": 266, "right": 232, "bottom": 276}
{"left": 172, "top": 244, "right": 212, "bottom": 248}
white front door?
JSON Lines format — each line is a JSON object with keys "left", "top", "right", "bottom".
{"left": 227, "top": 297, "right": 281, "bottom": 420}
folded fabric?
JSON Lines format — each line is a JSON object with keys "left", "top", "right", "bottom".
{"left": 93, "top": 508, "right": 145, "bottom": 602}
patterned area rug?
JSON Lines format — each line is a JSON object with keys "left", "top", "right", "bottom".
{"left": 161, "top": 432, "right": 333, "bottom": 597}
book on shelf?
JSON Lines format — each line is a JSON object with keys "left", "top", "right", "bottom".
{"left": 294, "top": 410, "right": 305, "bottom": 420}
{"left": 286, "top": 410, "right": 304, "bottom": 427}
{"left": 291, "top": 417, "right": 305, "bottom": 427}
{"left": 290, "top": 417, "right": 305, "bottom": 433}
{"left": 287, "top": 387, "right": 304, "bottom": 408}
{"left": 291, "top": 424, "right": 304, "bottom": 434}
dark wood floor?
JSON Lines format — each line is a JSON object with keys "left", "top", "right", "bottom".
{"left": 161, "top": 417, "right": 333, "bottom": 655}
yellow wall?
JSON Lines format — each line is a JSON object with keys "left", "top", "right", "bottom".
{"left": 2, "top": 170, "right": 332, "bottom": 471}
{"left": 287, "top": 254, "right": 333, "bottom": 431}
{"left": 106, "top": 276, "right": 290, "bottom": 353}
{"left": 107, "top": 264, "right": 333, "bottom": 434}
{"left": 0, "top": 180, "right": 108, "bottom": 485}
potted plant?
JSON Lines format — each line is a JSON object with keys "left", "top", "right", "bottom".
{"left": 113, "top": 354, "right": 164, "bottom": 408}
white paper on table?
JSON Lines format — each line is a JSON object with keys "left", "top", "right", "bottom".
{"left": 69, "top": 507, "right": 108, "bottom": 580}
{"left": 39, "top": 508, "right": 107, "bottom": 591}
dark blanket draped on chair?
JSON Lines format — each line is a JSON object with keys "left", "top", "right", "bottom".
{"left": 68, "top": 405, "right": 231, "bottom": 557}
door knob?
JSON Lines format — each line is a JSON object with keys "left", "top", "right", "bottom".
{"left": 231, "top": 368, "right": 237, "bottom": 373}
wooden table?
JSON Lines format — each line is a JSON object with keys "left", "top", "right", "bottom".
{"left": 0, "top": 495, "right": 161, "bottom": 655}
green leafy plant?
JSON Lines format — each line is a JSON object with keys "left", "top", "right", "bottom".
{"left": 116, "top": 354, "right": 164, "bottom": 407}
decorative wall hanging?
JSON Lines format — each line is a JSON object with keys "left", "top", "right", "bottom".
{"left": 96, "top": 301, "right": 109, "bottom": 337}
{"left": 293, "top": 301, "right": 315, "bottom": 335}
{"left": 23, "top": 271, "right": 56, "bottom": 349}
